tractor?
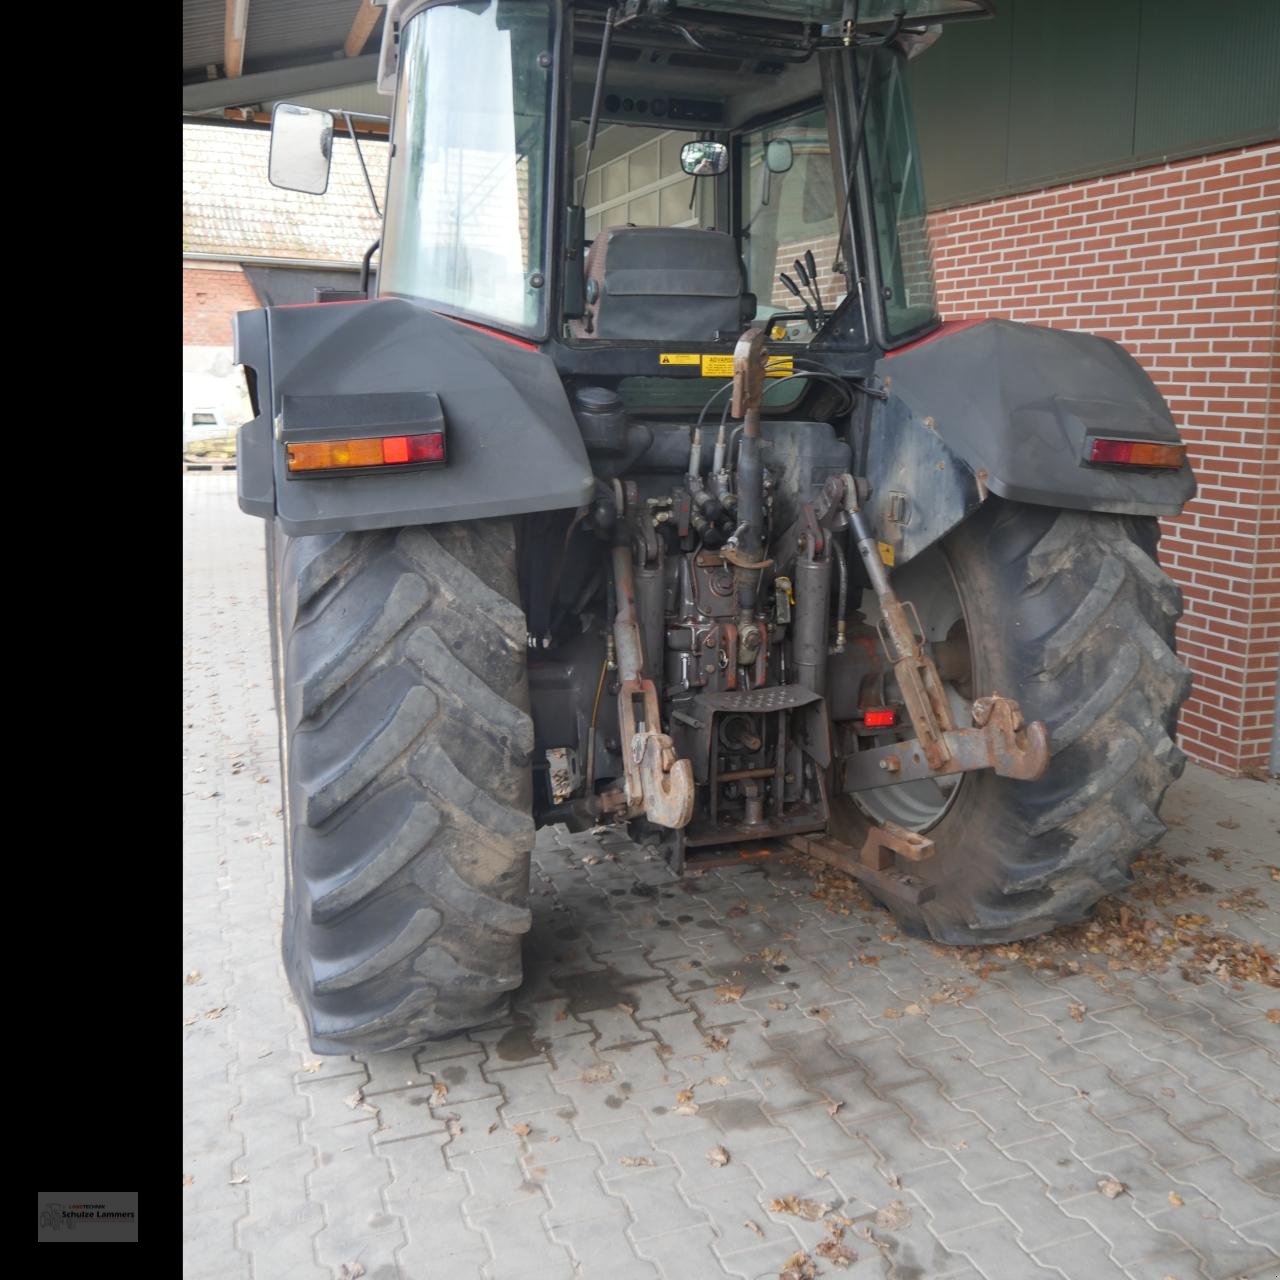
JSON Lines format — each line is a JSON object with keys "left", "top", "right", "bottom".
{"left": 235, "top": 0, "right": 1195, "bottom": 1053}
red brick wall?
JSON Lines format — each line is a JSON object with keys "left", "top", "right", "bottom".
{"left": 183, "top": 263, "right": 259, "bottom": 346}
{"left": 927, "top": 142, "right": 1279, "bottom": 773}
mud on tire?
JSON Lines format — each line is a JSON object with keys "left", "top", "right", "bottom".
{"left": 833, "top": 499, "right": 1192, "bottom": 944}
{"left": 267, "top": 519, "right": 535, "bottom": 1053}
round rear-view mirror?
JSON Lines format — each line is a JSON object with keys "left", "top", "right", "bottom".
{"left": 765, "top": 138, "right": 794, "bottom": 174}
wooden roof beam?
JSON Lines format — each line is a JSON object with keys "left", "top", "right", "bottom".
{"left": 224, "top": 0, "right": 249, "bottom": 78}
{"left": 344, "top": 1, "right": 382, "bottom": 59}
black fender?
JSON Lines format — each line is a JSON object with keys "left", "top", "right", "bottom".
{"left": 864, "top": 318, "right": 1196, "bottom": 567}
{"left": 234, "top": 297, "right": 593, "bottom": 535}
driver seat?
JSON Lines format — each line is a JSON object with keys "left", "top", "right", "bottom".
{"left": 570, "top": 226, "right": 754, "bottom": 341}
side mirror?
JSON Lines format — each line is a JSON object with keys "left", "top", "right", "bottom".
{"left": 269, "top": 103, "right": 334, "bottom": 195}
{"left": 765, "top": 138, "right": 794, "bottom": 174}
{"left": 680, "top": 140, "right": 729, "bottom": 177}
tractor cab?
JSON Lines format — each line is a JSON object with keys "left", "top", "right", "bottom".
{"left": 363, "top": 0, "right": 988, "bottom": 373}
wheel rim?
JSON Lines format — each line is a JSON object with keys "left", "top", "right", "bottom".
{"left": 850, "top": 543, "right": 972, "bottom": 833}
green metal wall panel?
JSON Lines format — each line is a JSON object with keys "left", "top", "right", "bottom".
{"left": 1006, "top": 0, "right": 1140, "bottom": 189}
{"left": 1133, "top": 0, "right": 1280, "bottom": 155}
{"left": 905, "top": 11, "right": 1012, "bottom": 207}
{"left": 908, "top": 0, "right": 1280, "bottom": 210}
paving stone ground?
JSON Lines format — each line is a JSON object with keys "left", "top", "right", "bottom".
{"left": 183, "top": 475, "right": 1280, "bottom": 1280}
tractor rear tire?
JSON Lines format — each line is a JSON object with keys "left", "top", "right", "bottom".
{"left": 833, "top": 499, "right": 1191, "bottom": 944}
{"left": 267, "top": 519, "right": 536, "bottom": 1053}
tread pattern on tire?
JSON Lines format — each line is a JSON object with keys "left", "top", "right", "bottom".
{"left": 273, "top": 520, "right": 535, "bottom": 1053}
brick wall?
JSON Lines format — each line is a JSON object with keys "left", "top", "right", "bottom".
{"left": 927, "top": 142, "right": 1279, "bottom": 773}
{"left": 183, "top": 263, "right": 260, "bottom": 346}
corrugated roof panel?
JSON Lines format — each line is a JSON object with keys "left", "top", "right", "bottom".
{"left": 245, "top": 0, "right": 380, "bottom": 66}
{"left": 184, "top": 1, "right": 227, "bottom": 73}
{"left": 183, "top": 0, "right": 385, "bottom": 78}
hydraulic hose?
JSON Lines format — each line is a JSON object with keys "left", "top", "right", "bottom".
{"left": 831, "top": 538, "right": 848, "bottom": 653}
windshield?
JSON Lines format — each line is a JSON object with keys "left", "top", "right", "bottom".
{"left": 861, "top": 49, "right": 938, "bottom": 341}
{"left": 738, "top": 107, "right": 848, "bottom": 340}
{"left": 379, "top": 0, "right": 556, "bottom": 333}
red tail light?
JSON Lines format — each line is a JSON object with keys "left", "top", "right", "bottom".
{"left": 1087, "top": 438, "right": 1185, "bottom": 469}
{"left": 863, "top": 707, "right": 899, "bottom": 728}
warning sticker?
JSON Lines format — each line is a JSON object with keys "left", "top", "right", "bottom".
{"left": 699, "top": 354, "right": 795, "bottom": 378}
{"left": 658, "top": 352, "right": 700, "bottom": 366}
{"left": 878, "top": 542, "right": 896, "bottom": 567}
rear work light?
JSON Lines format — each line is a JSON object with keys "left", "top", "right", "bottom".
{"left": 862, "top": 707, "right": 899, "bottom": 728}
{"left": 1086, "top": 438, "right": 1186, "bottom": 469}
{"left": 286, "top": 432, "right": 446, "bottom": 473}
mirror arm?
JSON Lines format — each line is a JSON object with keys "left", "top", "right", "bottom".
{"left": 360, "top": 238, "right": 381, "bottom": 296}
{"left": 342, "top": 111, "right": 382, "bottom": 217}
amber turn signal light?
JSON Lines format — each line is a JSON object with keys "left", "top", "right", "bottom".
{"left": 287, "top": 432, "right": 446, "bottom": 473}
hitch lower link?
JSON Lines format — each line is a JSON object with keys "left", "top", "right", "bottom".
{"left": 841, "top": 489, "right": 1051, "bottom": 797}
{"left": 602, "top": 542, "right": 695, "bottom": 830}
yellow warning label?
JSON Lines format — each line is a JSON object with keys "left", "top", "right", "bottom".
{"left": 697, "top": 354, "right": 796, "bottom": 378}
{"left": 658, "top": 352, "right": 700, "bottom": 366}
{"left": 878, "top": 542, "right": 895, "bottom": 567}
{"left": 698, "top": 354, "right": 795, "bottom": 377}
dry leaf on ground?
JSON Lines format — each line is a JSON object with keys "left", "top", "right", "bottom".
{"left": 183, "top": 1174, "right": 194, "bottom": 1187}
{"left": 707, "top": 1145, "right": 731, "bottom": 1167}
{"left": 1097, "top": 1176, "right": 1126, "bottom": 1199}
{"left": 780, "top": 1250, "right": 818, "bottom": 1280}
{"left": 705, "top": 1033, "right": 729, "bottom": 1051}
{"left": 743, "top": 1219, "right": 763, "bottom": 1237}
{"left": 185, "top": 971, "right": 202, "bottom": 984}
{"left": 815, "top": 1238, "right": 858, "bottom": 1267}
{"left": 1068, "top": 1003, "right": 1086, "bottom": 1022}
{"left": 716, "top": 984, "right": 747, "bottom": 1003}
{"left": 767, "top": 1194, "right": 830, "bottom": 1221}
{"left": 1168, "top": 1191, "right": 1184, "bottom": 1207}
{"left": 301, "top": 1061, "right": 322, "bottom": 1073}
{"left": 875, "top": 1200, "right": 910, "bottom": 1229}
{"left": 512, "top": 1122, "right": 532, "bottom": 1137}
{"left": 619, "top": 1155, "right": 655, "bottom": 1167}
{"left": 582, "top": 1063, "right": 614, "bottom": 1084}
